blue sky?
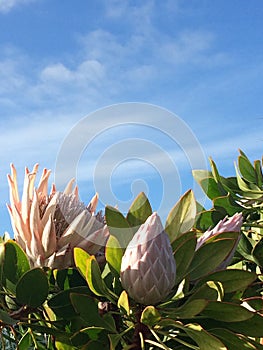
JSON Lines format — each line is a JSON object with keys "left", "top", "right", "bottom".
{"left": 0, "top": 0, "right": 263, "bottom": 233}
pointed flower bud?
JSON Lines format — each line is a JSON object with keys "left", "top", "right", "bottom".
{"left": 120, "top": 212, "right": 176, "bottom": 305}
{"left": 196, "top": 212, "right": 243, "bottom": 269}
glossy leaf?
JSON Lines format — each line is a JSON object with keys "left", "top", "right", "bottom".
{"left": 226, "top": 313, "right": 263, "bottom": 337}
{"left": 86, "top": 255, "right": 117, "bottom": 301}
{"left": 117, "top": 290, "right": 130, "bottom": 315}
{"left": 183, "top": 323, "right": 227, "bottom": 350}
{"left": 196, "top": 269, "right": 257, "bottom": 294}
{"left": 140, "top": 306, "right": 161, "bottom": 326}
{"left": 105, "top": 206, "right": 133, "bottom": 249}
{"left": 211, "top": 328, "right": 263, "bottom": 350}
{"left": 201, "top": 301, "right": 254, "bottom": 322}
{"left": 0, "top": 309, "right": 16, "bottom": 325}
{"left": 172, "top": 231, "right": 196, "bottom": 284}
{"left": 252, "top": 237, "right": 263, "bottom": 267}
{"left": 238, "top": 154, "right": 257, "bottom": 184}
{"left": 3, "top": 240, "right": 30, "bottom": 293}
{"left": 16, "top": 268, "right": 49, "bottom": 308}
{"left": 74, "top": 247, "right": 91, "bottom": 279}
{"left": 189, "top": 236, "right": 238, "bottom": 280}
{"left": 165, "top": 190, "right": 196, "bottom": 242}
{"left": 126, "top": 192, "right": 152, "bottom": 231}
{"left": 71, "top": 293, "right": 115, "bottom": 331}
{"left": 105, "top": 235, "right": 123, "bottom": 275}
{"left": 48, "top": 286, "right": 90, "bottom": 319}
{"left": 165, "top": 299, "right": 208, "bottom": 319}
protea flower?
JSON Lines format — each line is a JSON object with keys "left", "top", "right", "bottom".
{"left": 7, "top": 164, "right": 108, "bottom": 268}
{"left": 196, "top": 212, "right": 243, "bottom": 269}
{"left": 120, "top": 212, "right": 176, "bottom": 305}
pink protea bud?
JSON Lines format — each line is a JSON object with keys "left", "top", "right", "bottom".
{"left": 196, "top": 212, "right": 243, "bottom": 269}
{"left": 120, "top": 212, "right": 176, "bottom": 306}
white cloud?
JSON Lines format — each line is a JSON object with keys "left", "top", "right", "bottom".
{"left": 0, "top": 0, "right": 37, "bottom": 13}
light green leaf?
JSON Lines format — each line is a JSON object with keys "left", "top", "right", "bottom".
{"left": 126, "top": 192, "right": 152, "bottom": 232}
{"left": 117, "top": 290, "right": 130, "bottom": 315}
{"left": 105, "top": 206, "right": 133, "bottom": 249}
{"left": 105, "top": 235, "right": 123, "bottom": 275}
{"left": 165, "top": 190, "right": 196, "bottom": 242}
{"left": 74, "top": 247, "right": 91, "bottom": 279}
{"left": 141, "top": 306, "right": 161, "bottom": 326}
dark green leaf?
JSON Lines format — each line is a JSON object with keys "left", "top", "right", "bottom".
{"left": 172, "top": 231, "right": 197, "bottom": 284}
{"left": 252, "top": 237, "right": 263, "bottom": 267}
{"left": 164, "top": 299, "right": 208, "bottom": 319}
{"left": 48, "top": 286, "right": 90, "bottom": 319}
{"left": 254, "top": 159, "right": 263, "bottom": 188}
{"left": 0, "top": 309, "right": 16, "bottom": 325}
{"left": 182, "top": 323, "right": 227, "bottom": 350}
{"left": 213, "top": 194, "right": 242, "bottom": 216}
{"left": 3, "top": 241, "right": 30, "bottom": 294}
{"left": 226, "top": 313, "right": 263, "bottom": 337}
{"left": 16, "top": 268, "right": 49, "bottom": 308}
{"left": 201, "top": 301, "right": 254, "bottom": 322}
{"left": 189, "top": 236, "right": 238, "bottom": 280}
{"left": 195, "top": 269, "right": 257, "bottom": 293}
{"left": 211, "top": 328, "right": 263, "bottom": 350}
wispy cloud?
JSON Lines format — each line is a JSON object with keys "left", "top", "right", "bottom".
{"left": 0, "top": 0, "right": 37, "bottom": 13}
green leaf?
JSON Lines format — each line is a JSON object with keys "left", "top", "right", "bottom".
{"left": 238, "top": 153, "right": 257, "bottom": 183}
{"left": 0, "top": 309, "right": 16, "bottom": 325}
{"left": 3, "top": 240, "right": 30, "bottom": 294}
{"left": 195, "top": 269, "right": 257, "bottom": 294}
{"left": 105, "top": 235, "right": 123, "bottom": 275}
{"left": 236, "top": 233, "right": 254, "bottom": 261}
{"left": 235, "top": 162, "right": 262, "bottom": 195}
{"left": 165, "top": 190, "right": 196, "bottom": 242}
{"left": 192, "top": 170, "right": 225, "bottom": 200}
{"left": 254, "top": 159, "right": 263, "bottom": 188}
{"left": 190, "top": 281, "right": 224, "bottom": 302}
{"left": 17, "top": 331, "right": 33, "bottom": 350}
{"left": 213, "top": 194, "right": 242, "bottom": 216}
{"left": 105, "top": 206, "right": 133, "bottom": 249}
{"left": 183, "top": 323, "right": 227, "bottom": 350}
{"left": 16, "top": 268, "right": 49, "bottom": 308}
{"left": 48, "top": 286, "right": 90, "bottom": 319}
{"left": 54, "top": 267, "right": 86, "bottom": 290}
{"left": 108, "top": 334, "right": 122, "bottom": 350}
{"left": 172, "top": 231, "right": 197, "bottom": 284}
{"left": 189, "top": 236, "right": 238, "bottom": 281}
{"left": 140, "top": 306, "right": 161, "bottom": 326}
{"left": 126, "top": 192, "right": 152, "bottom": 232}
{"left": 211, "top": 328, "right": 263, "bottom": 350}
{"left": 86, "top": 255, "right": 117, "bottom": 301}
{"left": 252, "top": 237, "right": 263, "bottom": 267}
{"left": 71, "top": 293, "right": 115, "bottom": 331}
{"left": 201, "top": 301, "right": 254, "bottom": 322}
{"left": 226, "top": 313, "right": 263, "bottom": 337}
{"left": 117, "top": 290, "right": 130, "bottom": 315}
{"left": 195, "top": 209, "right": 225, "bottom": 231}
{"left": 165, "top": 299, "right": 208, "bottom": 319}
{"left": 74, "top": 247, "right": 91, "bottom": 279}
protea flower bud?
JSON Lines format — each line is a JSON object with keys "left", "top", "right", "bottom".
{"left": 120, "top": 212, "right": 176, "bottom": 305}
{"left": 196, "top": 212, "right": 243, "bottom": 269}
{"left": 7, "top": 164, "right": 109, "bottom": 268}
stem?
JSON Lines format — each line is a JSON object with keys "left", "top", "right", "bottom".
{"left": 129, "top": 307, "right": 151, "bottom": 350}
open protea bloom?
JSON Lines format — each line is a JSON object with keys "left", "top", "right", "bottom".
{"left": 196, "top": 212, "right": 243, "bottom": 269}
{"left": 7, "top": 164, "right": 108, "bottom": 268}
{"left": 120, "top": 212, "right": 176, "bottom": 305}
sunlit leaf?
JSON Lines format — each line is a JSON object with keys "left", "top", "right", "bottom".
{"left": 165, "top": 190, "right": 196, "bottom": 242}
{"left": 105, "top": 206, "right": 133, "bottom": 249}
{"left": 105, "top": 235, "right": 123, "bottom": 275}
{"left": 126, "top": 192, "right": 152, "bottom": 232}
{"left": 141, "top": 306, "right": 161, "bottom": 326}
